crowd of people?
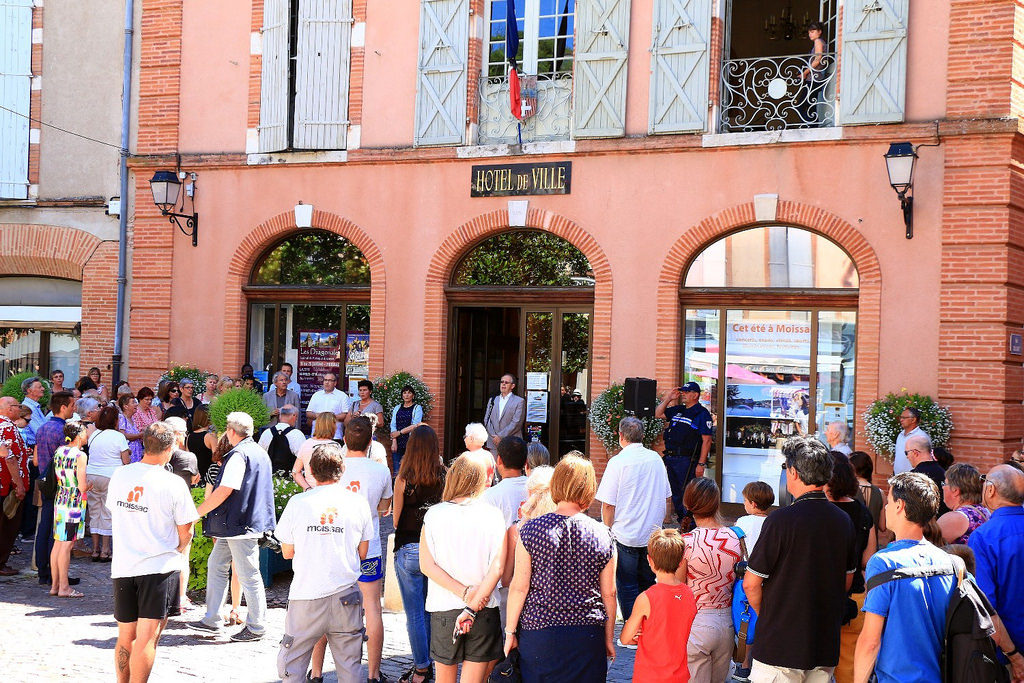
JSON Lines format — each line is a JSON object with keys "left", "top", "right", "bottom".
{"left": 2, "top": 367, "right": 1024, "bottom": 683}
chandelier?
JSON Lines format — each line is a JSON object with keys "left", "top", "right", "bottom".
{"left": 763, "top": 3, "right": 812, "bottom": 41}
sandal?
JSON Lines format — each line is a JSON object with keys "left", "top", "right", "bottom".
{"left": 100, "top": 554, "right": 112, "bottom": 563}
{"left": 91, "top": 553, "right": 101, "bottom": 562}
{"left": 224, "top": 609, "right": 242, "bottom": 625}
{"left": 58, "top": 589, "right": 84, "bottom": 598}
{"left": 399, "top": 666, "right": 433, "bottom": 683}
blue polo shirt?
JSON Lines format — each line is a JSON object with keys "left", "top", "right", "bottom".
{"left": 969, "top": 506, "right": 1024, "bottom": 652}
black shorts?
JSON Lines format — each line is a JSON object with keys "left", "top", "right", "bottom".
{"left": 113, "top": 571, "right": 181, "bottom": 623}
{"left": 429, "top": 607, "right": 503, "bottom": 666}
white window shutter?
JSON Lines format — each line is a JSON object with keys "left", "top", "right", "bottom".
{"left": 414, "top": 0, "right": 468, "bottom": 146}
{"left": 258, "top": 0, "right": 290, "bottom": 152}
{"left": 648, "top": 0, "right": 711, "bottom": 134}
{"left": 0, "top": 0, "right": 32, "bottom": 199}
{"left": 573, "top": 0, "right": 631, "bottom": 138}
{"left": 838, "top": 0, "right": 908, "bottom": 125}
{"left": 293, "top": 0, "right": 352, "bottom": 149}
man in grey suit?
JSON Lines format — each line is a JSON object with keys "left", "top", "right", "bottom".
{"left": 483, "top": 373, "right": 526, "bottom": 452}
{"left": 263, "top": 371, "right": 301, "bottom": 426}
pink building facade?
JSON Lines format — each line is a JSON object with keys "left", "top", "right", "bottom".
{"left": 126, "top": 0, "right": 1024, "bottom": 500}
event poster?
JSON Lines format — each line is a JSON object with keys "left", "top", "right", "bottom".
{"left": 345, "top": 333, "right": 369, "bottom": 379}
{"left": 526, "top": 390, "right": 548, "bottom": 423}
{"left": 297, "top": 330, "right": 340, "bottom": 403}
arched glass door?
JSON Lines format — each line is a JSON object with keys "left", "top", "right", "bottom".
{"left": 681, "top": 226, "right": 858, "bottom": 507}
{"left": 246, "top": 230, "right": 370, "bottom": 405}
{"left": 447, "top": 230, "right": 594, "bottom": 458}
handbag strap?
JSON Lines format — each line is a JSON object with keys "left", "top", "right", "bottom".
{"left": 729, "top": 526, "right": 749, "bottom": 562}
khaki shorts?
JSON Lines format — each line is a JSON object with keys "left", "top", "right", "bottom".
{"left": 751, "top": 660, "right": 835, "bottom": 683}
{"left": 86, "top": 474, "right": 111, "bottom": 536}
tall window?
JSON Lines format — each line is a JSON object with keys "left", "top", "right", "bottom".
{"left": 259, "top": 0, "right": 353, "bottom": 152}
{"left": 487, "top": 0, "right": 575, "bottom": 77}
{"left": 247, "top": 231, "right": 370, "bottom": 401}
{"left": 0, "top": 0, "right": 32, "bottom": 198}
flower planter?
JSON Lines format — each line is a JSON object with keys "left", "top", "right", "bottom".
{"left": 259, "top": 546, "right": 291, "bottom": 588}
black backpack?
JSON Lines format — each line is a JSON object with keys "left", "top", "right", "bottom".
{"left": 265, "top": 425, "right": 297, "bottom": 473}
{"left": 865, "top": 554, "right": 1009, "bottom": 683}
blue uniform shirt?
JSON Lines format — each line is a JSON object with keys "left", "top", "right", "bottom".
{"left": 662, "top": 402, "right": 713, "bottom": 456}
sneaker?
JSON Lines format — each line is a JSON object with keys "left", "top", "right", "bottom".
{"left": 732, "top": 666, "right": 751, "bottom": 682}
{"left": 229, "top": 627, "right": 264, "bottom": 642}
{"left": 306, "top": 672, "right": 324, "bottom": 683}
{"left": 616, "top": 638, "right": 638, "bottom": 650}
{"left": 187, "top": 619, "right": 220, "bottom": 634}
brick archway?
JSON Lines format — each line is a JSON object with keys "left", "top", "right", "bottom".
{"left": 0, "top": 224, "right": 116, "bottom": 376}
{"left": 224, "top": 209, "right": 386, "bottom": 378}
{"left": 654, "top": 200, "right": 882, "bottom": 456}
{"left": 422, "top": 209, "right": 613, "bottom": 463}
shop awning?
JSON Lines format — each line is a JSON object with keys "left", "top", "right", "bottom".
{"left": 0, "top": 306, "right": 81, "bottom": 330}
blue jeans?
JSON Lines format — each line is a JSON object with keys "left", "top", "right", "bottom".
{"left": 615, "top": 541, "right": 655, "bottom": 621}
{"left": 202, "top": 537, "right": 266, "bottom": 634}
{"left": 394, "top": 543, "right": 431, "bottom": 669}
{"left": 34, "top": 498, "right": 55, "bottom": 581}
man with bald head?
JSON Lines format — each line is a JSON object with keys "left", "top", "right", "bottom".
{"left": 905, "top": 434, "right": 949, "bottom": 516}
{"left": 969, "top": 465, "right": 1024, "bottom": 670}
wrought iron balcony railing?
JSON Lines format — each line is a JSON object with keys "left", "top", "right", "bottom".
{"left": 477, "top": 73, "right": 573, "bottom": 145}
{"left": 719, "top": 53, "right": 836, "bottom": 133}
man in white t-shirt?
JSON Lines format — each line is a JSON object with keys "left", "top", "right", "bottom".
{"left": 308, "top": 419, "right": 392, "bottom": 683}
{"left": 482, "top": 436, "right": 529, "bottom": 624}
{"left": 595, "top": 416, "right": 672, "bottom": 621}
{"left": 258, "top": 404, "right": 306, "bottom": 472}
{"left": 483, "top": 437, "right": 529, "bottom": 529}
{"left": 189, "top": 412, "right": 276, "bottom": 642}
{"left": 109, "top": 421, "right": 199, "bottom": 683}
{"left": 276, "top": 442, "right": 374, "bottom": 682}
{"left": 305, "top": 372, "right": 351, "bottom": 440}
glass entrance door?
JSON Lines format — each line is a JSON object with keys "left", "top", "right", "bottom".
{"left": 683, "top": 307, "right": 856, "bottom": 507}
{"left": 449, "top": 305, "right": 591, "bottom": 459}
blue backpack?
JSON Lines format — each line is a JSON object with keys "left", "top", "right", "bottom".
{"left": 730, "top": 526, "right": 758, "bottom": 657}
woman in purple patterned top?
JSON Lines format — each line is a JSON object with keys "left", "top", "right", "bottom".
{"left": 938, "top": 463, "right": 991, "bottom": 545}
{"left": 116, "top": 394, "right": 144, "bottom": 463}
{"left": 504, "top": 455, "right": 616, "bottom": 682}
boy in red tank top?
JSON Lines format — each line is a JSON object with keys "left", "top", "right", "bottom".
{"left": 620, "top": 528, "right": 697, "bottom": 682}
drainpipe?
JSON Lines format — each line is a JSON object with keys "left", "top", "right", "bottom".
{"left": 111, "top": 0, "right": 135, "bottom": 385}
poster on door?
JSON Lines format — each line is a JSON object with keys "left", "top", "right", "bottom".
{"left": 297, "top": 330, "right": 341, "bottom": 403}
{"left": 345, "top": 333, "right": 369, "bottom": 379}
{"left": 727, "top": 319, "right": 811, "bottom": 359}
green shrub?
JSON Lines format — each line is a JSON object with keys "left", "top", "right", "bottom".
{"left": 588, "top": 382, "right": 665, "bottom": 454}
{"left": 208, "top": 387, "right": 271, "bottom": 434}
{"left": 161, "top": 363, "right": 213, "bottom": 391}
{"left": 863, "top": 391, "right": 954, "bottom": 462}
{"left": 0, "top": 372, "right": 50, "bottom": 406}
{"left": 372, "top": 371, "right": 434, "bottom": 425}
{"left": 188, "top": 487, "right": 213, "bottom": 591}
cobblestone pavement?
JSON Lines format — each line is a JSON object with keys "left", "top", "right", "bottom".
{"left": 0, "top": 536, "right": 638, "bottom": 682}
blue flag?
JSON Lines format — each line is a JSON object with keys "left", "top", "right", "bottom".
{"left": 505, "top": 0, "right": 519, "bottom": 70}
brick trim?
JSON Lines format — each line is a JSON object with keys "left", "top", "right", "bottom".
{"left": 0, "top": 224, "right": 116, "bottom": 377}
{"left": 653, "top": 201, "right": 883, "bottom": 473}
{"left": 223, "top": 210, "right": 386, "bottom": 378}
{"left": 421, "top": 209, "right": 613, "bottom": 472}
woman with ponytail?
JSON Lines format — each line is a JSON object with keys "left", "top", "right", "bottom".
{"left": 50, "top": 421, "right": 89, "bottom": 597}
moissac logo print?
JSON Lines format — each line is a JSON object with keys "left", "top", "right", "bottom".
{"left": 117, "top": 486, "right": 149, "bottom": 512}
{"left": 307, "top": 507, "right": 345, "bottom": 534}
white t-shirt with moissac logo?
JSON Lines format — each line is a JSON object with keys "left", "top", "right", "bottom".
{"left": 108, "top": 462, "right": 199, "bottom": 579}
{"left": 337, "top": 456, "right": 393, "bottom": 559}
{"left": 276, "top": 483, "right": 375, "bottom": 600}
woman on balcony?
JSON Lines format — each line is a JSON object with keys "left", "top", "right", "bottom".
{"left": 800, "top": 22, "right": 828, "bottom": 127}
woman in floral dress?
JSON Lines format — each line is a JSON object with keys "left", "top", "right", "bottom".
{"left": 51, "top": 421, "right": 89, "bottom": 597}
{"left": 117, "top": 394, "right": 144, "bottom": 463}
